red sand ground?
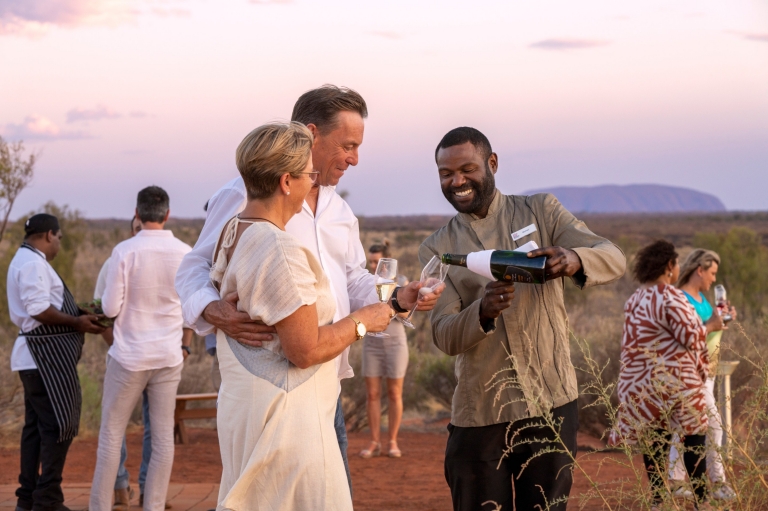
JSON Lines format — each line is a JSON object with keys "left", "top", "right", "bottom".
{"left": 0, "top": 428, "right": 654, "bottom": 510}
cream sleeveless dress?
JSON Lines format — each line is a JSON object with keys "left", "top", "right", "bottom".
{"left": 211, "top": 218, "right": 351, "bottom": 511}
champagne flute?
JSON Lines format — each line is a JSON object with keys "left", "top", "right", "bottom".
{"left": 370, "top": 258, "right": 398, "bottom": 338}
{"left": 398, "top": 256, "right": 448, "bottom": 329}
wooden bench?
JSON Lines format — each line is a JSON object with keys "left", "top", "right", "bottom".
{"left": 174, "top": 393, "right": 218, "bottom": 444}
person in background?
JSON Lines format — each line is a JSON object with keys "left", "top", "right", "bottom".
{"left": 420, "top": 127, "right": 626, "bottom": 511}
{"left": 8, "top": 213, "right": 105, "bottom": 511}
{"left": 94, "top": 217, "right": 169, "bottom": 511}
{"left": 89, "top": 187, "right": 193, "bottom": 511}
{"left": 668, "top": 249, "right": 737, "bottom": 501}
{"left": 612, "top": 240, "right": 722, "bottom": 510}
{"left": 359, "top": 240, "right": 409, "bottom": 459}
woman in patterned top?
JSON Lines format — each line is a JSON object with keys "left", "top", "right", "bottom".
{"left": 612, "top": 240, "right": 723, "bottom": 509}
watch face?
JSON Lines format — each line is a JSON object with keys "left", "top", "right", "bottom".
{"left": 356, "top": 323, "right": 367, "bottom": 337}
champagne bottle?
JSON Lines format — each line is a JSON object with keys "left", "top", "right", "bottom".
{"left": 441, "top": 250, "right": 547, "bottom": 284}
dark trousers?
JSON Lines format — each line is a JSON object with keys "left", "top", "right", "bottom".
{"left": 17, "top": 370, "right": 73, "bottom": 511}
{"left": 643, "top": 431, "right": 707, "bottom": 504}
{"left": 445, "top": 400, "right": 578, "bottom": 511}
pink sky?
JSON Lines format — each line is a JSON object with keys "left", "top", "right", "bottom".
{"left": 1, "top": 0, "right": 767, "bottom": 218}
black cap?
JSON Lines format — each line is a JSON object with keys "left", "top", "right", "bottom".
{"left": 24, "top": 214, "right": 60, "bottom": 237}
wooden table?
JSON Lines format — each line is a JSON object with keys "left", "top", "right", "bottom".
{"left": 174, "top": 393, "right": 218, "bottom": 444}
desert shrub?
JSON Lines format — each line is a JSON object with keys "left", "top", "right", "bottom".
{"left": 414, "top": 353, "right": 456, "bottom": 410}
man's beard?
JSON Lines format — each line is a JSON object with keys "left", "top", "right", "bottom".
{"left": 442, "top": 166, "right": 496, "bottom": 214}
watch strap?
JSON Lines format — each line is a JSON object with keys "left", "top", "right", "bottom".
{"left": 391, "top": 287, "right": 408, "bottom": 314}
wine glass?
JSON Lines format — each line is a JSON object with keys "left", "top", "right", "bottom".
{"left": 398, "top": 256, "right": 448, "bottom": 329}
{"left": 714, "top": 284, "right": 732, "bottom": 322}
{"left": 369, "top": 258, "right": 398, "bottom": 338}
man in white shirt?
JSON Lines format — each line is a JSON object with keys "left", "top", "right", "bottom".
{"left": 89, "top": 187, "right": 193, "bottom": 511}
{"left": 8, "top": 213, "right": 105, "bottom": 511}
{"left": 95, "top": 217, "right": 159, "bottom": 511}
{"left": 175, "top": 85, "right": 442, "bottom": 491}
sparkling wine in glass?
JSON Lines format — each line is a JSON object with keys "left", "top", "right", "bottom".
{"left": 714, "top": 284, "right": 732, "bottom": 323}
{"left": 398, "top": 256, "right": 448, "bottom": 329}
{"left": 370, "top": 258, "right": 398, "bottom": 338}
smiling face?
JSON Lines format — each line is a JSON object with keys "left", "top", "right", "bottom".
{"left": 436, "top": 141, "right": 498, "bottom": 216}
{"left": 310, "top": 111, "right": 364, "bottom": 187}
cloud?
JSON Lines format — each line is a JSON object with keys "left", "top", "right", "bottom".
{"left": 249, "top": 0, "right": 293, "bottom": 4}
{"left": 0, "top": 0, "right": 136, "bottom": 34}
{"left": 0, "top": 0, "right": 191, "bottom": 36}
{"left": 151, "top": 7, "right": 191, "bottom": 18}
{"left": 726, "top": 30, "right": 768, "bottom": 43}
{"left": 66, "top": 104, "right": 121, "bottom": 123}
{"left": 528, "top": 38, "right": 611, "bottom": 50}
{"left": 129, "top": 110, "right": 150, "bottom": 118}
{"left": 3, "top": 114, "right": 90, "bottom": 140}
{"left": 368, "top": 30, "right": 404, "bottom": 40}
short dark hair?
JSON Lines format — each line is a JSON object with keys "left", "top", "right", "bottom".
{"left": 136, "top": 186, "right": 169, "bottom": 223}
{"left": 291, "top": 85, "right": 368, "bottom": 133}
{"left": 632, "top": 240, "right": 678, "bottom": 283}
{"left": 435, "top": 127, "right": 493, "bottom": 163}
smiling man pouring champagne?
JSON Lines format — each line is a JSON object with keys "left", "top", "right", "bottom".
{"left": 418, "top": 127, "right": 626, "bottom": 511}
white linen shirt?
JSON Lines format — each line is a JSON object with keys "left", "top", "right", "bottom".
{"left": 175, "top": 176, "right": 379, "bottom": 381}
{"left": 94, "top": 256, "right": 111, "bottom": 300}
{"left": 7, "top": 245, "right": 64, "bottom": 371}
{"left": 102, "top": 229, "right": 192, "bottom": 372}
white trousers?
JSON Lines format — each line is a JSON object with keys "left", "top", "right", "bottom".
{"left": 89, "top": 357, "right": 182, "bottom": 511}
{"left": 668, "top": 377, "right": 726, "bottom": 483}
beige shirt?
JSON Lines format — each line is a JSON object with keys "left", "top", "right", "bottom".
{"left": 419, "top": 191, "right": 626, "bottom": 427}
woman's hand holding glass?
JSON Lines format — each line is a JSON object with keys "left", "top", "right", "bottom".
{"left": 351, "top": 302, "right": 393, "bottom": 336}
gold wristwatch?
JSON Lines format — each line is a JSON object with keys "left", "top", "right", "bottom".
{"left": 348, "top": 315, "right": 367, "bottom": 340}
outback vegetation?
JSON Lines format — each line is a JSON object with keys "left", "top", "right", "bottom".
{"left": 0, "top": 208, "right": 767, "bottom": 509}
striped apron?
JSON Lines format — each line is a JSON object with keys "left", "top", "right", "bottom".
{"left": 19, "top": 243, "right": 85, "bottom": 442}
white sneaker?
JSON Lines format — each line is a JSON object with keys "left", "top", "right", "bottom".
{"left": 672, "top": 485, "right": 694, "bottom": 500}
{"left": 712, "top": 483, "right": 736, "bottom": 501}
{"left": 669, "top": 479, "right": 693, "bottom": 500}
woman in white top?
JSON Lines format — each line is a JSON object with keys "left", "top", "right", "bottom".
{"left": 210, "top": 122, "right": 392, "bottom": 511}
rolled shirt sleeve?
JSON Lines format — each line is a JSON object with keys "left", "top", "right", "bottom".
{"left": 100, "top": 246, "right": 125, "bottom": 319}
{"left": 175, "top": 181, "right": 246, "bottom": 335}
{"left": 18, "top": 260, "right": 55, "bottom": 317}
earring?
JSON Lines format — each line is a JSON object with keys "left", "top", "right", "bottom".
{"left": 286, "top": 191, "right": 290, "bottom": 196}
{"left": 668, "top": 272, "right": 673, "bottom": 277}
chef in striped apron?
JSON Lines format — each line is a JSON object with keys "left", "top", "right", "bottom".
{"left": 7, "top": 213, "right": 105, "bottom": 511}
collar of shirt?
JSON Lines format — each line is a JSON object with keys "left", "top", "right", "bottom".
{"left": 462, "top": 189, "right": 502, "bottom": 223}
{"left": 135, "top": 229, "right": 174, "bottom": 238}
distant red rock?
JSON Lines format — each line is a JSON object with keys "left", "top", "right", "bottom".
{"left": 523, "top": 184, "right": 726, "bottom": 213}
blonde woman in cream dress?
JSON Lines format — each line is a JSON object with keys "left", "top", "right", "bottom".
{"left": 210, "top": 122, "right": 392, "bottom": 511}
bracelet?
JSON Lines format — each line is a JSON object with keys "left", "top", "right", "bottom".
{"left": 181, "top": 345, "right": 191, "bottom": 355}
{"left": 391, "top": 287, "right": 409, "bottom": 314}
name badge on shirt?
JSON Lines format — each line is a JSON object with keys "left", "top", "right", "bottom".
{"left": 511, "top": 223, "right": 537, "bottom": 241}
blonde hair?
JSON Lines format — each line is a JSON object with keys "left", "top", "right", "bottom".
{"left": 235, "top": 122, "right": 313, "bottom": 200}
{"left": 677, "top": 248, "right": 721, "bottom": 287}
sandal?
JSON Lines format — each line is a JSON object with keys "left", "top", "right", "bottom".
{"left": 359, "top": 442, "right": 381, "bottom": 459}
{"left": 388, "top": 440, "right": 402, "bottom": 458}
